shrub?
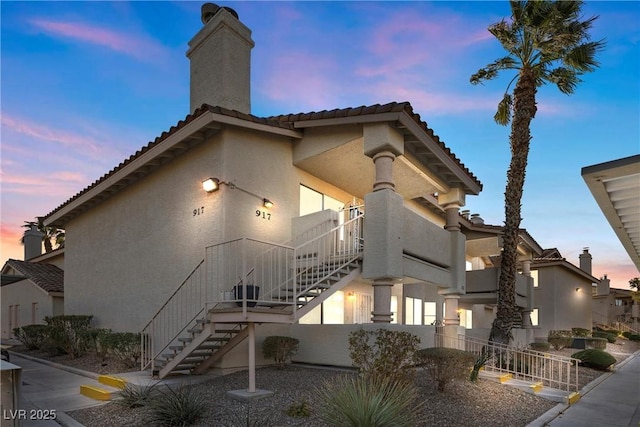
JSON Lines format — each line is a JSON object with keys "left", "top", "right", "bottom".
{"left": 571, "top": 349, "right": 616, "bottom": 370}
{"left": 262, "top": 336, "right": 299, "bottom": 369}
{"left": 572, "top": 327, "right": 591, "bottom": 338}
{"left": 529, "top": 342, "right": 551, "bottom": 352}
{"left": 116, "top": 382, "right": 158, "bottom": 408}
{"left": 87, "top": 328, "right": 112, "bottom": 361}
{"left": 627, "top": 334, "right": 640, "bottom": 342}
{"left": 548, "top": 330, "right": 572, "bottom": 350}
{"left": 316, "top": 375, "right": 420, "bottom": 427}
{"left": 13, "top": 325, "right": 48, "bottom": 350}
{"left": 622, "top": 331, "right": 633, "bottom": 339}
{"left": 592, "top": 331, "right": 617, "bottom": 344}
{"left": 44, "top": 315, "right": 93, "bottom": 358}
{"left": 416, "top": 347, "right": 475, "bottom": 392}
{"left": 103, "top": 332, "right": 141, "bottom": 368}
{"left": 348, "top": 328, "right": 420, "bottom": 383}
{"left": 585, "top": 337, "right": 607, "bottom": 350}
{"left": 149, "top": 384, "right": 207, "bottom": 426}
{"left": 285, "top": 399, "right": 311, "bottom": 418}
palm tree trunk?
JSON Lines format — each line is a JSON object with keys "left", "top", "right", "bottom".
{"left": 490, "top": 69, "right": 537, "bottom": 345}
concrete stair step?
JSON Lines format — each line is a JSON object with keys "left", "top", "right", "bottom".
{"left": 478, "top": 371, "right": 578, "bottom": 404}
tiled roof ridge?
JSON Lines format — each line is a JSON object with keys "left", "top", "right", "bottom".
{"left": 268, "top": 101, "right": 480, "bottom": 187}
{"left": 5, "top": 259, "right": 64, "bottom": 293}
{"left": 43, "top": 105, "right": 295, "bottom": 220}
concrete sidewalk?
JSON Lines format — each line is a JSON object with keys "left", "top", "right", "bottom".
{"left": 6, "top": 353, "right": 104, "bottom": 427}
{"left": 529, "top": 350, "right": 640, "bottom": 427}
{"left": 4, "top": 352, "right": 215, "bottom": 427}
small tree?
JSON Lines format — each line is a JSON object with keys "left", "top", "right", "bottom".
{"left": 630, "top": 277, "right": 640, "bottom": 303}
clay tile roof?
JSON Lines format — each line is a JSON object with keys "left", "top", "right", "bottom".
{"left": 268, "top": 101, "right": 481, "bottom": 188}
{"left": 3, "top": 259, "right": 64, "bottom": 293}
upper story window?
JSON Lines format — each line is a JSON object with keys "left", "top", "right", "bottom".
{"left": 615, "top": 299, "right": 623, "bottom": 306}
{"left": 300, "top": 185, "right": 343, "bottom": 216}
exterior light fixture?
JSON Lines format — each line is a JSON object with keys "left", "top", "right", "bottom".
{"left": 575, "top": 287, "right": 582, "bottom": 293}
{"left": 263, "top": 198, "right": 274, "bottom": 209}
{"left": 202, "top": 178, "right": 220, "bottom": 193}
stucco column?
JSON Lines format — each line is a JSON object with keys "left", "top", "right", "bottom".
{"left": 443, "top": 294, "right": 460, "bottom": 326}
{"left": 522, "top": 260, "right": 531, "bottom": 276}
{"left": 372, "top": 151, "right": 396, "bottom": 191}
{"left": 371, "top": 279, "right": 395, "bottom": 323}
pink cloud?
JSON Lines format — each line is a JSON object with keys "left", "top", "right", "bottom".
{"left": 0, "top": 224, "right": 24, "bottom": 261}
{"left": 0, "top": 170, "right": 86, "bottom": 197}
{"left": 29, "top": 19, "right": 167, "bottom": 62}
{"left": 260, "top": 52, "right": 341, "bottom": 111}
{"left": 2, "top": 114, "right": 103, "bottom": 155}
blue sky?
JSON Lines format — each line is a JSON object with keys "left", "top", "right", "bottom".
{"left": 1, "top": 1, "right": 639, "bottom": 288}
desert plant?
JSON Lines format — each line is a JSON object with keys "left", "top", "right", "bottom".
{"left": 316, "top": 374, "right": 421, "bottom": 427}
{"left": 571, "top": 327, "right": 591, "bottom": 338}
{"left": 585, "top": 337, "right": 607, "bottom": 350}
{"left": 348, "top": 328, "right": 420, "bottom": 383}
{"left": 571, "top": 349, "right": 616, "bottom": 371}
{"left": 224, "top": 404, "right": 274, "bottom": 427}
{"left": 149, "top": 384, "right": 207, "bottom": 426}
{"left": 44, "top": 315, "right": 93, "bottom": 358}
{"left": 592, "top": 331, "right": 616, "bottom": 344}
{"left": 261, "top": 336, "right": 299, "bottom": 369}
{"left": 103, "top": 332, "right": 141, "bottom": 368}
{"left": 285, "top": 399, "right": 311, "bottom": 418}
{"left": 116, "top": 382, "right": 158, "bottom": 408}
{"left": 548, "top": 330, "right": 572, "bottom": 350}
{"left": 416, "top": 347, "right": 475, "bottom": 391}
{"left": 529, "top": 342, "right": 551, "bottom": 352}
{"left": 13, "top": 325, "right": 49, "bottom": 350}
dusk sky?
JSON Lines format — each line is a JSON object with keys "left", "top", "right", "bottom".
{"left": 1, "top": 1, "right": 639, "bottom": 288}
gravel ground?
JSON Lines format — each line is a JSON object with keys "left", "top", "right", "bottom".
{"left": 68, "top": 366, "right": 558, "bottom": 427}
{"left": 10, "top": 339, "right": 640, "bottom": 427}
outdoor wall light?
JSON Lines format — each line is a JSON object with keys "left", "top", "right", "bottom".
{"left": 202, "top": 178, "right": 220, "bottom": 193}
{"left": 203, "top": 177, "right": 273, "bottom": 208}
{"left": 576, "top": 287, "right": 582, "bottom": 293}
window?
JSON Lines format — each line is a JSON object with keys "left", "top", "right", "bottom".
{"left": 405, "top": 297, "right": 423, "bottom": 325}
{"left": 31, "top": 302, "right": 38, "bottom": 324}
{"left": 530, "top": 308, "right": 539, "bottom": 326}
{"left": 424, "top": 301, "right": 436, "bottom": 325}
{"left": 615, "top": 299, "right": 623, "bottom": 307}
{"left": 300, "top": 185, "right": 343, "bottom": 216}
{"left": 390, "top": 296, "right": 398, "bottom": 324}
{"left": 531, "top": 270, "right": 539, "bottom": 287}
{"left": 459, "top": 309, "right": 472, "bottom": 329}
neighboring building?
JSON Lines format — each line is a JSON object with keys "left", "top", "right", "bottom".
{"left": 1, "top": 225, "right": 65, "bottom": 339}
{"left": 592, "top": 278, "right": 637, "bottom": 328}
{"left": 40, "top": 5, "right": 482, "bottom": 378}
{"left": 530, "top": 248, "right": 598, "bottom": 339}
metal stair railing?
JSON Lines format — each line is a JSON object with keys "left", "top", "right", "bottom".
{"left": 435, "top": 333, "right": 580, "bottom": 392}
{"left": 141, "top": 213, "right": 364, "bottom": 372}
{"left": 141, "top": 260, "right": 206, "bottom": 371}
{"left": 291, "top": 213, "right": 364, "bottom": 320}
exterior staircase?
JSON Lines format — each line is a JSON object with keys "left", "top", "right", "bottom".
{"left": 142, "top": 214, "right": 364, "bottom": 379}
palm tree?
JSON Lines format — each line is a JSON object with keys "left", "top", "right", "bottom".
{"left": 470, "top": 0, "right": 604, "bottom": 345}
{"left": 21, "top": 218, "right": 65, "bottom": 253}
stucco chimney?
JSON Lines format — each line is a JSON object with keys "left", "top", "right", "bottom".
{"left": 597, "top": 274, "right": 610, "bottom": 296}
{"left": 579, "top": 247, "right": 592, "bottom": 275}
{"left": 23, "top": 224, "right": 43, "bottom": 260}
{"left": 186, "top": 3, "right": 254, "bottom": 114}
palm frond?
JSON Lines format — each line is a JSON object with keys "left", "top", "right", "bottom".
{"left": 494, "top": 93, "right": 513, "bottom": 126}
{"left": 546, "top": 67, "right": 581, "bottom": 94}
{"left": 563, "top": 40, "right": 604, "bottom": 72}
{"left": 470, "top": 56, "right": 519, "bottom": 85}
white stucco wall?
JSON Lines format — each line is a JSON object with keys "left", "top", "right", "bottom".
{"left": 1, "top": 280, "right": 57, "bottom": 339}
{"left": 534, "top": 266, "right": 592, "bottom": 338}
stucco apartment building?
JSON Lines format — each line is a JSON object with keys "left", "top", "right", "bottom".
{"left": 5, "top": 4, "right": 606, "bottom": 379}
{"left": 34, "top": 5, "right": 484, "bottom": 378}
